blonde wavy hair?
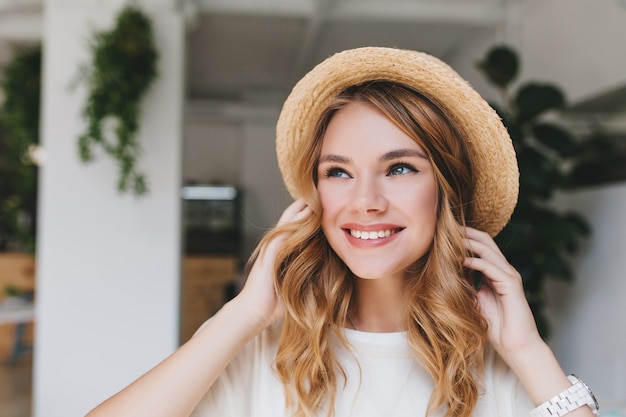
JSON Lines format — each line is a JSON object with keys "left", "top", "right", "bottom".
{"left": 247, "top": 82, "right": 489, "bottom": 417}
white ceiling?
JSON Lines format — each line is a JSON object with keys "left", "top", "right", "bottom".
{"left": 187, "top": 0, "right": 507, "bottom": 104}
{"left": 0, "top": 0, "right": 508, "bottom": 105}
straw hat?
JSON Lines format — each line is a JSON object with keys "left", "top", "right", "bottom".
{"left": 276, "top": 47, "right": 518, "bottom": 236}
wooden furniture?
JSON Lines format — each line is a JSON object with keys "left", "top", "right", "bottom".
{"left": 180, "top": 256, "right": 239, "bottom": 343}
{"left": 0, "top": 301, "right": 35, "bottom": 363}
{"left": 0, "top": 253, "right": 36, "bottom": 359}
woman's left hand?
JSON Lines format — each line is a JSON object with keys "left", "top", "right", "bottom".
{"left": 464, "top": 228, "right": 596, "bottom": 416}
{"left": 462, "top": 227, "right": 543, "bottom": 360}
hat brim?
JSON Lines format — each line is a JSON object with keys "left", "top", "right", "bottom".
{"left": 276, "top": 47, "right": 518, "bottom": 236}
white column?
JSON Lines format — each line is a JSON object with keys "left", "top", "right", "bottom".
{"left": 35, "top": 1, "right": 185, "bottom": 416}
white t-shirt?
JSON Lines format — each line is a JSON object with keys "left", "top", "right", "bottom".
{"left": 191, "top": 323, "right": 534, "bottom": 417}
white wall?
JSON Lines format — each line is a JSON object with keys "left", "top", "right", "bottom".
{"left": 550, "top": 184, "right": 626, "bottom": 408}
{"left": 451, "top": 0, "right": 626, "bottom": 105}
{"left": 183, "top": 121, "right": 243, "bottom": 185}
{"left": 518, "top": 0, "right": 626, "bottom": 103}
{"left": 34, "top": 1, "right": 184, "bottom": 416}
{"left": 183, "top": 113, "right": 291, "bottom": 260}
{"left": 239, "top": 121, "right": 292, "bottom": 257}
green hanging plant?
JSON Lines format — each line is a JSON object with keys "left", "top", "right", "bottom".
{"left": 78, "top": 4, "right": 158, "bottom": 196}
{"left": 0, "top": 44, "right": 42, "bottom": 253}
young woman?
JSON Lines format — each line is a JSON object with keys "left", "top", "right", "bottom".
{"left": 86, "top": 47, "right": 599, "bottom": 417}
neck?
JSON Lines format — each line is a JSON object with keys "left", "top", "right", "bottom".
{"left": 350, "top": 275, "right": 407, "bottom": 332}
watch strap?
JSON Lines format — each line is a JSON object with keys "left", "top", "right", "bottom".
{"left": 529, "top": 374, "right": 599, "bottom": 417}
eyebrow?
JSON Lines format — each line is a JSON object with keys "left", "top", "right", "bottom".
{"left": 318, "top": 154, "right": 351, "bottom": 164}
{"left": 381, "top": 148, "right": 429, "bottom": 161}
{"left": 318, "top": 148, "right": 428, "bottom": 164}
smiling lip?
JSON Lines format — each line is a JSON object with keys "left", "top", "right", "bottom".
{"left": 341, "top": 224, "right": 404, "bottom": 244}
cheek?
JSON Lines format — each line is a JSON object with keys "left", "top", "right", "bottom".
{"left": 318, "top": 193, "right": 346, "bottom": 248}
{"left": 422, "top": 191, "right": 438, "bottom": 216}
{"left": 403, "top": 183, "right": 438, "bottom": 223}
{"left": 399, "top": 180, "right": 436, "bottom": 203}
{"left": 319, "top": 199, "right": 336, "bottom": 232}
{"left": 317, "top": 185, "right": 338, "bottom": 216}
{"left": 416, "top": 178, "right": 438, "bottom": 209}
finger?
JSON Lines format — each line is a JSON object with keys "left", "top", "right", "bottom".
{"left": 474, "top": 284, "right": 497, "bottom": 315}
{"left": 290, "top": 205, "right": 313, "bottom": 223}
{"left": 463, "top": 238, "right": 515, "bottom": 275}
{"left": 464, "top": 257, "right": 522, "bottom": 294}
{"left": 264, "top": 200, "right": 312, "bottom": 256}
{"left": 277, "top": 198, "right": 309, "bottom": 225}
{"left": 463, "top": 227, "right": 516, "bottom": 273}
{"left": 464, "top": 227, "right": 502, "bottom": 254}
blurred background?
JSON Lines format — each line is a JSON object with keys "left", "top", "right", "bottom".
{"left": 0, "top": 0, "right": 625, "bottom": 416}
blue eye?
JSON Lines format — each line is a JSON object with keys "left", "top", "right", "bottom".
{"left": 325, "top": 167, "right": 351, "bottom": 178}
{"left": 388, "top": 163, "right": 418, "bottom": 176}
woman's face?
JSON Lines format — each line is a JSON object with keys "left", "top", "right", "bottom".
{"left": 316, "top": 102, "right": 438, "bottom": 281}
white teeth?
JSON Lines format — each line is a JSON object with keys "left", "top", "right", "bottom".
{"left": 350, "top": 229, "right": 394, "bottom": 240}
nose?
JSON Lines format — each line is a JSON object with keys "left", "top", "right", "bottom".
{"left": 349, "top": 176, "right": 388, "bottom": 214}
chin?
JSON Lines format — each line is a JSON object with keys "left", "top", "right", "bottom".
{"left": 345, "top": 263, "right": 407, "bottom": 281}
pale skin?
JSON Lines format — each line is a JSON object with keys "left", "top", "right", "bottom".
{"left": 86, "top": 103, "right": 594, "bottom": 417}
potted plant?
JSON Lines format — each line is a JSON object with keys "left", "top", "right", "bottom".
{"left": 476, "top": 45, "right": 594, "bottom": 338}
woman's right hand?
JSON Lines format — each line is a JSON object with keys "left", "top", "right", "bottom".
{"left": 235, "top": 198, "right": 312, "bottom": 330}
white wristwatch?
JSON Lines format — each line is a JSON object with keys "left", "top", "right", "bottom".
{"left": 529, "top": 374, "right": 599, "bottom": 417}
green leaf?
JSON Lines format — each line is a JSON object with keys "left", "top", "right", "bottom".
{"left": 515, "top": 83, "right": 565, "bottom": 122}
{"left": 537, "top": 250, "right": 573, "bottom": 281}
{"left": 0, "top": 44, "right": 41, "bottom": 251}
{"left": 1, "top": 45, "right": 42, "bottom": 146}
{"left": 476, "top": 45, "right": 519, "bottom": 88}
{"left": 567, "top": 155, "right": 626, "bottom": 188}
{"left": 532, "top": 309, "right": 551, "bottom": 340}
{"left": 521, "top": 270, "right": 544, "bottom": 295}
{"left": 534, "top": 214, "right": 578, "bottom": 247}
{"left": 506, "top": 119, "right": 525, "bottom": 145}
{"left": 532, "top": 123, "right": 578, "bottom": 157}
{"left": 562, "top": 212, "right": 591, "bottom": 238}
{"left": 518, "top": 147, "right": 559, "bottom": 199}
